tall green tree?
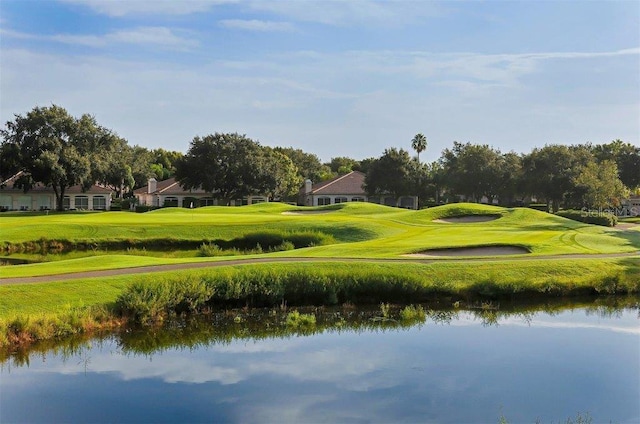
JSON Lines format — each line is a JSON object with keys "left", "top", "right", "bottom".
{"left": 522, "top": 144, "right": 591, "bottom": 212}
{"left": 150, "top": 148, "right": 183, "bottom": 180}
{"left": 593, "top": 140, "right": 640, "bottom": 190}
{"left": 273, "top": 147, "right": 324, "bottom": 182}
{"left": 440, "top": 142, "right": 504, "bottom": 203}
{"left": 260, "top": 148, "right": 303, "bottom": 201}
{"left": 364, "top": 148, "right": 414, "bottom": 202}
{"left": 176, "top": 133, "right": 265, "bottom": 205}
{"left": 574, "top": 159, "right": 628, "bottom": 209}
{"left": 410, "top": 133, "right": 428, "bottom": 205}
{"left": 0, "top": 105, "right": 119, "bottom": 211}
{"left": 328, "top": 156, "right": 358, "bottom": 175}
{"left": 411, "top": 133, "right": 427, "bottom": 163}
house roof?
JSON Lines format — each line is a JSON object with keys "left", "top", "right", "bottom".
{"left": 133, "top": 177, "right": 209, "bottom": 196}
{"left": 309, "top": 171, "right": 366, "bottom": 196}
{"left": 0, "top": 171, "right": 112, "bottom": 194}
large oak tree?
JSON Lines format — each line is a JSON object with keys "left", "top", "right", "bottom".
{"left": 1, "top": 105, "right": 124, "bottom": 211}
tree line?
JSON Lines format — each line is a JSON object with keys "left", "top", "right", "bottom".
{"left": 1, "top": 105, "right": 638, "bottom": 212}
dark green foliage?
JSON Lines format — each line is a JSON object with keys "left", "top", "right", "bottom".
{"left": 113, "top": 262, "right": 640, "bottom": 325}
{"left": 135, "top": 205, "right": 157, "bottom": 213}
{"left": 528, "top": 203, "right": 549, "bottom": 212}
{"left": 115, "top": 278, "right": 214, "bottom": 324}
{"left": 1, "top": 230, "right": 335, "bottom": 254}
{"left": 556, "top": 210, "right": 618, "bottom": 227}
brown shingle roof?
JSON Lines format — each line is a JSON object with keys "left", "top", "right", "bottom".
{"left": 311, "top": 171, "right": 366, "bottom": 195}
{"left": 133, "top": 177, "right": 209, "bottom": 195}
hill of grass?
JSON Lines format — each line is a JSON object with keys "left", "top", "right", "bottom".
{"left": 1, "top": 203, "right": 638, "bottom": 266}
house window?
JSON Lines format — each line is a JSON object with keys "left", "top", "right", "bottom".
{"left": 199, "top": 198, "right": 214, "bottom": 207}
{"left": 399, "top": 197, "right": 415, "bottom": 209}
{"left": 351, "top": 197, "right": 365, "bottom": 202}
{"left": 317, "top": 197, "right": 331, "bottom": 206}
{"left": 63, "top": 196, "right": 71, "bottom": 209}
{"left": 75, "top": 196, "right": 89, "bottom": 210}
{"left": 334, "top": 197, "right": 348, "bottom": 204}
{"left": 250, "top": 197, "right": 266, "bottom": 204}
{"left": 93, "top": 196, "right": 106, "bottom": 210}
{"left": 0, "top": 195, "right": 12, "bottom": 210}
{"left": 18, "top": 196, "right": 31, "bottom": 211}
{"left": 164, "top": 197, "right": 179, "bottom": 207}
{"left": 38, "top": 196, "right": 51, "bottom": 210}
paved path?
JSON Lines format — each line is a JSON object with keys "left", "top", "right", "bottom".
{"left": 1, "top": 252, "right": 639, "bottom": 285}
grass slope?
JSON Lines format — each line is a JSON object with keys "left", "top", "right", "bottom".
{"left": 1, "top": 259, "right": 638, "bottom": 317}
{"left": 1, "top": 203, "right": 639, "bottom": 279}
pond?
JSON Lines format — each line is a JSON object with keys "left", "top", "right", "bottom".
{"left": 1, "top": 300, "right": 638, "bottom": 423}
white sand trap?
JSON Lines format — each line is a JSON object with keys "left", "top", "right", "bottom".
{"left": 407, "top": 246, "right": 529, "bottom": 257}
{"left": 433, "top": 215, "right": 500, "bottom": 223}
{"left": 282, "top": 210, "right": 334, "bottom": 215}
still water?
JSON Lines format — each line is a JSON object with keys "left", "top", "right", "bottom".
{"left": 1, "top": 303, "right": 639, "bottom": 423}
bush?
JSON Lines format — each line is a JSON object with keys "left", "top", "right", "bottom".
{"left": 556, "top": 210, "right": 618, "bottom": 227}
{"left": 285, "top": 310, "right": 316, "bottom": 329}
{"left": 116, "top": 278, "right": 214, "bottom": 323}
{"left": 121, "top": 199, "right": 133, "bottom": 210}
{"left": 528, "top": 203, "right": 549, "bottom": 212}
{"left": 399, "top": 305, "right": 426, "bottom": 322}
{"left": 135, "top": 205, "right": 157, "bottom": 213}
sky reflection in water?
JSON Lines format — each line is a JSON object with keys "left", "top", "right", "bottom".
{"left": 1, "top": 307, "right": 639, "bottom": 423}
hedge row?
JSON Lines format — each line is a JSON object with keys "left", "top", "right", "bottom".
{"left": 556, "top": 210, "right": 618, "bottom": 227}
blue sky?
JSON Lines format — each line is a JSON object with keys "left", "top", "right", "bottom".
{"left": 1, "top": 0, "right": 638, "bottom": 162}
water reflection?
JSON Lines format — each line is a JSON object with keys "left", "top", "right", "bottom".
{"left": 1, "top": 298, "right": 639, "bottom": 423}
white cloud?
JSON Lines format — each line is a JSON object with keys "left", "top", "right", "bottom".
{"left": 1, "top": 44, "right": 637, "bottom": 162}
{"left": 2, "top": 26, "right": 197, "bottom": 50}
{"left": 59, "top": 0, "right": 451, "bottom": 25}
{"left": 59, "top": 0, "right": 236, "bottom": 16}
{"left": 246, "top": 0, "right": 451, "bottom": 27}
{"left": 219, "top": 19, "right": 295, "bottom": 32}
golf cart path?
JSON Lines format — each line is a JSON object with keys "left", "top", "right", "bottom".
{"left": 1, "top": 252, "right": 639, "bottom": 285}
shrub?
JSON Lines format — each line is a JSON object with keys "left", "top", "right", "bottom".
{"left": 556, "top": 210, "right": 618, "bottom": 227}
{"left": 121, "top": 199, "right": 133, "bottom": 210}
{"left": 116, "top": 278, "right": 214, "bottom": 323}
{"left": 399, "top": 305, "right": 426, "bottom": 322}
{"left": 285, "top": 310, "right": 316, "bottom": 328}
{"left": 528, "top": 203, "right": 550, "bottom": 212}
{"left": 135, "top": 205, "right": 157, "bottom": 213}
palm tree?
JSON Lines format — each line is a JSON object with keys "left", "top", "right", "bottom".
{"left": 411, "top": 133, "right": 428, "bottom": 209}
{"left": 411, "top": 133, "right": 427, "bottom": 163}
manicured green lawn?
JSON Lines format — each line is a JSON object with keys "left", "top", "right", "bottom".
{"left": 1, "top": 258, "right": 638, "bottom": 317}
{"left": 1, "top": 203, "right": 639, "bottom": 347}
{"left": 2, "top": 203, "right": 638, "bottom": 270}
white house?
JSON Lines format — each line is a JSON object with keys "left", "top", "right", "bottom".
{"left": 133, "top": 178, "right": 269, "bottom": 208}
{"left": 621, "top": 196, "right": 640, "bottom": 217}
{"left": 0, "top": 172, "right": 113, "bottom": 211}
{"left": 301, "top": 171, "right": 417, "bottom": 209}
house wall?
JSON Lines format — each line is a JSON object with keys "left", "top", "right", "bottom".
{"left": 135, "top": 193, "right": 269, "bottom": 208}
{"left": 0, "top": 193, "right": 111, "bottom": 211}
{"left": 305, "top": 194, "right": 417, "bottom": 209}
{"left": 305, "top": 194, "right": 366, "bottom": 206}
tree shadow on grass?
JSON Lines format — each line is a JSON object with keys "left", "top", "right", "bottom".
{"left": 608, "top": 228, "right": 640, "bottom": 252}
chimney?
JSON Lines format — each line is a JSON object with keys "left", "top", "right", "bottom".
{"left": 304, "top": 179, "right": 312, "bottom": 194}
{"left": 148, "top": 178, "right": 157, "bottom": 194}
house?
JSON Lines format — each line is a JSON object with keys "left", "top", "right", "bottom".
{"left": 0, "top": 171, "right": 113, "bottom": 211}
{"left": 133, "top": 178, "right": 269, "bottom": 208}
{"left": 301, "top": 171, "right": 417, "bottom": 209}
{"left": 621, "top": 196, "right": 640, "bottom": 217}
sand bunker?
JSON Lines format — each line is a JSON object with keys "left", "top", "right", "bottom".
{"left": 407, "top": 245, "right": 529, "bottom": 257}
{"left": 282, "top": 210, "right": 334, "bottom": 215}
{"left": 433, "top": 215, "right": 500, "bottom": 223}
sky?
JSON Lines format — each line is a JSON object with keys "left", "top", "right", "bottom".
{"left": 0, "top": 0, "right": 638, "bottom": 163}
